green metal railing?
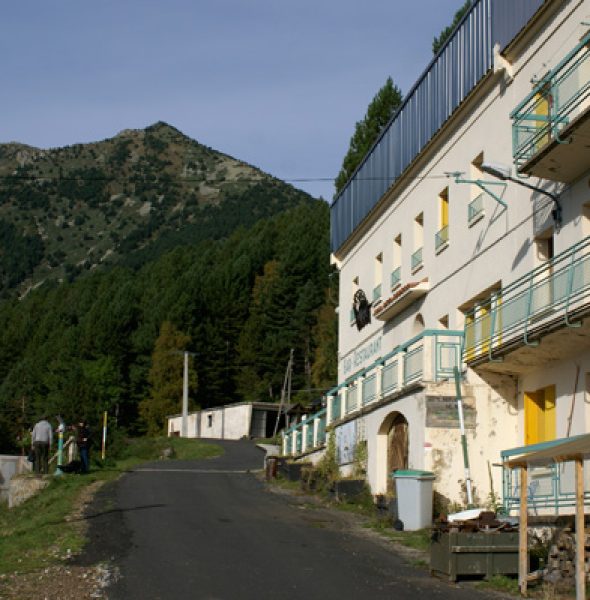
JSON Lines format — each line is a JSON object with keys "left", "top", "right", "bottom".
{"left": 468, "top": 193, "right": 484, "bottom": 223}
{"left": 411, "top": 247, "right": 423, "bottom": 271}
{"left": 511, "top": 31, "right": 590, "bottom": 170}
{"left": 501, "top": 435, "right": 590, "bottom": 514}
{"left": 282, "top": 408, "right": 328, "bottom": 456}
{"left": 346, "top": 384, "right": 358, "bottom": 414}
{"left": 327, "top": 330, "right": 462, "bottom": 425}
{"left": 435, "top": 225, "right": 449, "bottom": 252}
{"left": 390, "top": 267, "right": 401, "bottom": 289}
{"left": 373, "top": 284, "right": 382, "bottom": 302}
{"left": 362, "top": 373, "right": 377, "bottom": 405}
{"left": 464, "top": 236, "right": 590, "bottom": 362}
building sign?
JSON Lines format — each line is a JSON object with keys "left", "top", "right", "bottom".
{"left": 341, "top": 336, "right": 382, "bottom": 376}
{"left": 426, "top": 396, "right": 476, "bottom": 429}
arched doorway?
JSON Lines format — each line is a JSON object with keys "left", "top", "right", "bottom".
{"left": 377, "top": 411, "right": 409, "bottom": 495}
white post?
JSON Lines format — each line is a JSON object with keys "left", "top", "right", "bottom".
{"left": 181, "top": 351, "right": 189, "bottom": 438}
{"left": 302, "top": 417, "right": 309, "bottom": 452}
{"left": 339, "top": 388, "right": 346, "bottom": 419}
{"left": 376, "top": 365, "right": 383, "bottom": 400}
{"left": 327, "top": 395, "right": 333, "bottom": 424}
{"left": 357, "top": 377, "right": 363, "bottom": 411}
{"left": 313, "top": 417, "right": 319, "bottom": 448}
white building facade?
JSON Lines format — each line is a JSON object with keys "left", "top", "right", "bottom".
{"left": 284, "top": 0, "right": 590, "bottom": 513}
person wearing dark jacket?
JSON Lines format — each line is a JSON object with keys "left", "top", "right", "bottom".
{"left": 76, "top": 421, "right": 90, "bottom": 474}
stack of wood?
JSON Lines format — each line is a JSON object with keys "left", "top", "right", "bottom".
{"left": 544, "top": 529, "right": 590, "bottom": 586}
{"left": 433, "top": 511, "right": 517, "bottom": 534}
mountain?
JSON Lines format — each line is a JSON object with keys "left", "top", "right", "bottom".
{"left": 0, "top": 122, "right": 313, "bottom": 296}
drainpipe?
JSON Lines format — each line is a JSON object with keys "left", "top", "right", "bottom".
{"left": 454, "top": 367, "right": 474, "bottom": 506}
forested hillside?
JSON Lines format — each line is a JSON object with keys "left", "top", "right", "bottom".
{"left": 0, "top": 122, "right": 311, "bottom": 297}
{"left": 0, "top": 200, "right": 337, "bottom": 452}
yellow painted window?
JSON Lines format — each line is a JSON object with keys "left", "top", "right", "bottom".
{"left": 525, "top": 385, "right": 556, "bottom": 445}
{"left": 441, "top": 195, "right": 449, "bottom": 229}
{"left": 464, "top": 312, "right": 475, "bottom": 361}
{"left": 535, "top": 89, "right": 551, "bottom": 150}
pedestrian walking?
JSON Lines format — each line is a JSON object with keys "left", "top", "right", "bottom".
{"left": 76, "top": 420, "right": 90, "bottom": 474}
{"left": 31, "top": 416, "right": 52, "bottom": 475}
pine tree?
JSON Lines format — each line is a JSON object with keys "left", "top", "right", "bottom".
{"left": 432, "top": 0, "right": 472, "bottom": 55}
{"left": 335, "top": 77, "right": 402, "bottom": 195}
{"left": 139, "top": 321, "right": 196, "bottom": 435}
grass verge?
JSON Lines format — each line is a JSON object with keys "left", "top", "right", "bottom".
{"left": 0, "top": 437, "right": 222, "bottom": 575}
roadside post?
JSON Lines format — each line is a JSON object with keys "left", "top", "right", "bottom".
{"left": 101, "top": 411, "right": 108, "bottom": 460}
{"left": 55, "top": 416, "right": 65, "bottom": 476}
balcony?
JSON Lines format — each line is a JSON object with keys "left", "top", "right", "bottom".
{"left": 374, "top": 279, "right": 429, "bottom": 322}
{"left": 327, "top": 330, "right": 463, "bottom": 425}
{"left": 511, "top": 31, "right": 590, "bottom": 183}
{"left": 463, "top": 236, "right": 590, "bottom": 374}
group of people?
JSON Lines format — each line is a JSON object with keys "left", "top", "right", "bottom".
{"left": 30, "top": 416, "right": 90, "bottom": 475}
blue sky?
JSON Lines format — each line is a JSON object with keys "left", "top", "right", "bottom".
{"left": 2, "top": 1, "right": 465, "bottom": 200}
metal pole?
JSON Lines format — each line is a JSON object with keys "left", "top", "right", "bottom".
{"left": 182, "top": 351, "right": 189, "bottom": 437}
{"left": 453, "top": 366, "right": 473, "bottom": 506}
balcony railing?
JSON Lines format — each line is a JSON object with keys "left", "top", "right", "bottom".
{"left": 501, "top": 436, "right": 590, "bottom": 514}
{"left": 390, "top": 267, "right": 401, "bottom": 289}
{"left": 464, "top": 236, "right": 590, "bottom": 363}
{"left": 411, "top": 247, "right": 423, "bottom": 271}
{"left": 282, "top": 408, "right": 327, "bottom": 456}
{"left": 512, "top": 31, "right": 590, "bottom": 174}
{"left": 468, "top": 193, "right": 484, "bottom": 224}
{"left": 435, "top": 225, "right": 449, "bottom": 252}
{"left": 327, "top": 330, "right": 462, "bottom": 425}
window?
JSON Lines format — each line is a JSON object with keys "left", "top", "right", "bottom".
{"left": 461, "top": 283, "right": 502, "bottom": 360}
{"left": 435, "top": 188, "right": 449, "bottom": 253}
{"left": 391, "top": 235, "right": 402, "bottom": 289}
{"left": 412, "top": 213, "right": 424, "bottom": 273}
{"left": 533, "top": 228, "right": 555, "bottom": 314}
{"left": 207, "top": 414, "right": 213, "bottom": 427}
{"left": 373, "top": 253, "right": 383, "bottom": 302}
{"left": 525, "top": 385, "right": 556, "bottom": 445}
{"left": 468, "top": 153, "right": 485, "bottom": 225}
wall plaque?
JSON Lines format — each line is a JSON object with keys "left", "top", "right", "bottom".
{"left": 426, "top": 396, "right": 476, "bottom": 429}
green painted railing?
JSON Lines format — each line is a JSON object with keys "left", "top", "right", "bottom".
{"left": 327, "top": 330, "right": 462, "bottom": 425}
{"left": 390, "top": 267, "right": 401, "bottom": 289}
{"left": 464, "top": 236, "right": 590, "bottom": 362}
{"left": 468, "top": 193, "right": 484, "bottom": 223}
{"left": 282, "top": 408, "right": 328, "bottom": 456}
{"left": 362, "top": 373, "right": 377, "bottom": 405}
{"left": 435, "top": 225, "right": 449, "bottom": 252}
{"left": 511, "top": 31, "right": 590, "bottom": 170}
{"left": 501, "top": 435, "right": 590, "bottom": 514}
{"left": 411, "top": 247, "right": 423, "bottom": 271}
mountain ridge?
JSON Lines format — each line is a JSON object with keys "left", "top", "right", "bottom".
{"left": 0, "top": 121, "right": 313, "bottom": 296}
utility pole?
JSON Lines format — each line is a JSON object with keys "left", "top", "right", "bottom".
{"left": 273, "top": 349, "right": 294, "bottom": 438}
{"left": 182, "top": 351, "right": 189, "bottom": 438}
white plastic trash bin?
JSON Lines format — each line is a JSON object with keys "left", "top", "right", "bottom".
{"left": 392, "top": 469, "right": 435, "bottom": 530}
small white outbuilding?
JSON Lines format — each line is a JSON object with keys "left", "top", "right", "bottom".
{"left": 167, "top": 401, "right": 286, "bottom": 440}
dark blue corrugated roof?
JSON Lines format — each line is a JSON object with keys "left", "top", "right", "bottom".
{"left": 330, "top": 0, "right": 546, "bottom": 253}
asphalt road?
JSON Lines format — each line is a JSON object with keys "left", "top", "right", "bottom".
{"left": 79, "top": 440, "right": 502, "bottom": 600}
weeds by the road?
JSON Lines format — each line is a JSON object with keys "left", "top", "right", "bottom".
{"left": 0, "top": 437, "right": 222, "bottom": 576}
